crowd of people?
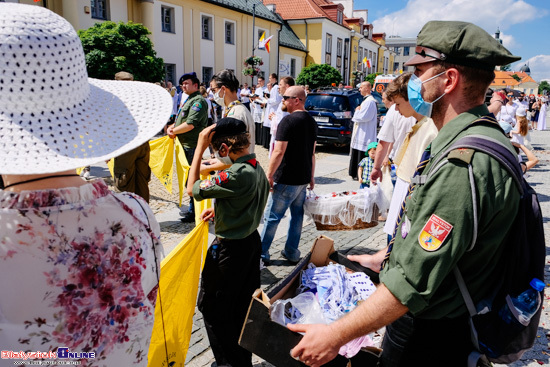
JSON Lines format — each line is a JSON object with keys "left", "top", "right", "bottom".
{"left": 1, "top": 3, "right": 547, "bottom": 367}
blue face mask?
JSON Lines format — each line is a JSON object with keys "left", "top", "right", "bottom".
{"left": 407, "top": 72, "right": 446, "bottom": 117}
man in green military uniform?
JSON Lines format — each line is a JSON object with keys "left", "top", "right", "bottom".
{"left": 287, "top": 21, "right": 522, "bottom": 367}
{"left": 167, "top": 72, "right": 208, "bottom": 222}
{"left": 187, "top": 117, "right": 269, "bottom": 367}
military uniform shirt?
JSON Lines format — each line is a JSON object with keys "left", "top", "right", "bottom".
{"left": 380, "top": 105, "right": 520, "bottom": 319}
{"left": 174, "top": 91, "right": 208, "bottom": 149}
{"left": 192, "top": 154, "right": 269, "bottom": 239}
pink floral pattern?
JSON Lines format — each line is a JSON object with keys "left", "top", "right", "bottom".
{"left": 0, "top": 180, "right": 162, "bottom": 366}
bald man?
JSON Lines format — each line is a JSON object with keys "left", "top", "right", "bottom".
{"left": 349, "top": 81, "right": 378, "bottom": 179}
{"left": 260, "top": 86, "right": 317, "bottom": 265}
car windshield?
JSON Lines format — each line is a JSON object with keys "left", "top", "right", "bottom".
{"left": 305, "top": 95, "right": 351, "bottom": 112}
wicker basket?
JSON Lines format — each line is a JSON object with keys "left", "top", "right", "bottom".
{"left": 312, "top": 205, "right": 379, "bottom": 231}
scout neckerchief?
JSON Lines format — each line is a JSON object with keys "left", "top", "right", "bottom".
{"left": 381, "top": 145, "right": 431, "bottom": 269}
{"left": 223, "top": 100, "right": 242, "bottom": 118}
{"left": 393, "top": 119, "right": 426, "bottom": 167}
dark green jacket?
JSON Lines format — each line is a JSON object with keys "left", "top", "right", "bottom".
{"left": 175, "top": 91, "right": 208, "bottom": 149}
{"left": 380, "top": 105, "right": 521, "bottom": 319}
{"left": 193, "top": 154, "right": 269, "bottom": 239}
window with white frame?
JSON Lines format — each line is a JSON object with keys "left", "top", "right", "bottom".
{"left": 325, "top": 34, "right": 332, "bottom": 64}
{"left": 337, "top": 38, "right": 342, "bottom": 57}
{"left": 161, "top": 6, "right": 174, "bottom": 33}
{"left": 91, "top": 0, "right": 108, "bottom": 20}
{"left": 202, "top": 67, "right": 213, "bottom": 85}
{"left": 225, "top": 21, "right": 235, "bottom": 44}
{"left": 165, "top": 64, "right": 176, "bottom": 85}
{"left": 403, "top": 46, "right": 410, "bottom": 56}
{"left": 202, "top": 15, "right": 213, "bottom": 40}
{"left": 326, "top": 34, "right": 332, "bottom": 54}
{"left": 337, "top": 10, "right": 343, "bottom": 25}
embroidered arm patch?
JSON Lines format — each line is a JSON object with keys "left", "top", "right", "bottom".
{"left": 191, "top": 102, "right": 202, "bottom": 112}
{"left": 418, "top": 214, "right": 453, "bottom": 252}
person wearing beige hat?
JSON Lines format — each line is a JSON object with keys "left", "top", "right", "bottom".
{"left": 0, "top": 3, "right": 172, "bottom": 365}
{"left": 289, "top": 21, "right": 522, "bottom": 367}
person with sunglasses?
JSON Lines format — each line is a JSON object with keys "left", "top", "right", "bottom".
{"left": 497, "top": 90, "right": 519, "bottom": 133}
{"left": 260, "top": 86, "right": 317, "bottom": 265}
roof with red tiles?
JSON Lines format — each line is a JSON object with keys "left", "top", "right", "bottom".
{"left": 264, "top": 0, "right": 350, "bottom": 27}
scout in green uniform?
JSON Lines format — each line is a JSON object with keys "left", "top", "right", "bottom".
{"left": 287, "top": 21, "right": 522, "bottom": 367}
{"left": 167, "top": 72, "right": 208, "bottom": 222}
{"left": 186, "top": 117, "right": 269, "bottom": 367}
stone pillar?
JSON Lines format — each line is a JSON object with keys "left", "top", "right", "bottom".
{"left": 139, "top": 0, "right": 155, "bottom": 39}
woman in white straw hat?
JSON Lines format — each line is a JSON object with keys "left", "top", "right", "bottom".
{"left": 0, "top": 3, "right": 172, "bottom": 365}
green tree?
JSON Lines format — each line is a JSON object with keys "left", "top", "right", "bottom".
{"left": 501, "top": 64, "right": 512, "bottom": 71}
{"left": 296, "top": 63, "right": 342, "bottom": 89}
{"left": 539, "top": 81, "right": 550, "bottom": 95}
{"left": 365, "top": 72, "right": 382, "bottom": 85}
{"left": 78, "top": 21, "right": 165, "bottom": 82}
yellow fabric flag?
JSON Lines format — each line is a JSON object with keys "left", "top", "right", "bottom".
{"left": 107, "top": 158, "right": 115, "bottom": 179}
{"left": 174, "top": 139, "right": 190, "bottom": 207}
{"left": 194, "top": 173, "right": 213, "bottom": 225}
{"left": 149, "top": 136, "right": 175, "bottom": 194}
{"left": 147, "top": 220, "right": 210, "bottom": 367}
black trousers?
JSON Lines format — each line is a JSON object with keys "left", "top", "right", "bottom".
{"left": 348, "top": 148, "right": 365, "bottom": 180}
{"left": 198, "top": 231, "right": 261, "bottom": 367}
{"left": 379, "top": 312, "right": 479, "bottom": 367}
{"left": 262, "top": 125, "right": 271, "bottom": 149}
{"left": 255, "top": 122, "right": 263, "bottom": 145}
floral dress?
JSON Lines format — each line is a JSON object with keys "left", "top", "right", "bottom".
{"left": 0, "top": 180, "right": 163, "bottom": 366}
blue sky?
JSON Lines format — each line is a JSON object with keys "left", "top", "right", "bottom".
{"left": 356, "top": 0, "right": 550, "bottom": 82}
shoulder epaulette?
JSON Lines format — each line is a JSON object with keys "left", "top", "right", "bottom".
{"left": 448, "top": 148, "right": 475, "bottom": 164}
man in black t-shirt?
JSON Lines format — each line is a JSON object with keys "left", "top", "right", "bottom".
{"left": 260, "top": 86, "right": 317, "bottom": 265}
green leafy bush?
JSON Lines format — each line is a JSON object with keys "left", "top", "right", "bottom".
{"left": 296, "top": 63, "right": 342, "bottom": 89}
{"left": 78, "top": 21, "right": 165, "bottom": 82}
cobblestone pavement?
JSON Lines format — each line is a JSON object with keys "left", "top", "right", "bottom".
{"left": 142, "top": 129, "right": 550, "bottom": 367}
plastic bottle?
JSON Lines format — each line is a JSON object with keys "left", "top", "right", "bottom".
{"left": 499, "top": 278, "right": 545, "bottom": 326}
{"left": 211, "top": 244, "right": 219, "bottom": 261}
{"left": 390, "top": 164, "right": 397, "bottom": 185}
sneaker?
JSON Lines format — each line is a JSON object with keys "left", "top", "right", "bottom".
{"left": 280, "top": 250, "right": 300, "bottom": 265}
{"left": 261, "top": 256, "right": 271, "bottom": 266}
{"left": 180, "top": 213, "right": 195, "bottom": 223}
{"left": 83, "top": 170, "right": 90, "bottom": 180}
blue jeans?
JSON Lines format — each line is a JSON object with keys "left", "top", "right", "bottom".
{"left": 260, "top": 183, "right": 308, "bottom": 261}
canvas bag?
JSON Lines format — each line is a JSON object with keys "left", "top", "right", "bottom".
{"left": 424, "top": 118, "right": 545, "bottom": 366}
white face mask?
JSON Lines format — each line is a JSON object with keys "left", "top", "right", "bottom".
{"left": 214, "top": 146, "right": 233, "bottom": 165}
{"left": 213, "top": 88, "right": 225, "bottom": 107}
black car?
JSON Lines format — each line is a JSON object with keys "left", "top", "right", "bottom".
{"left": 305, "top": 87, "right": 386, "bottom": 146}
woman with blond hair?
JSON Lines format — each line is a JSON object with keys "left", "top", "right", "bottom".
{"left": 510, "top": 108, "right": 529, "bottom": 146}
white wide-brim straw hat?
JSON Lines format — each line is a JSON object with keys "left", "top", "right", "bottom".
{"left": 0, "top": 3, "right": 173, "bottom": 175}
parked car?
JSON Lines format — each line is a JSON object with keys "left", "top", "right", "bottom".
{"left": 305, "top": 87, "right": 386, "bottom": 146}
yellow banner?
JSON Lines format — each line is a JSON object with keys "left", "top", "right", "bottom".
{"left": 149, "top": 136, "right": 175, "bottom": 194}
{"left": 147, "top": 220, "right": 210, "bottom": 367}
{"left": 174, "top": 139, "right": 190, "bottom": 207}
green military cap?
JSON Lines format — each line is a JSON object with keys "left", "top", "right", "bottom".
{"left": 405, "top": 21, "right": 521, "bottom": 71}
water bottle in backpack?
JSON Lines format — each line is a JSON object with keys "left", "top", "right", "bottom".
{"left": 499, "top": 278, "right": 545, "bottom": 326}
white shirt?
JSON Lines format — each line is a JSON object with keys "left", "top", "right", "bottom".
{"left": 377, "top": 104, "right": 416, "bottom": 160}
{"left": 254, "top": 86, "right": 266, "bottom": 113}
{"left": 351, "top": 94, "right": 377, "bottom": 151}
{"left": 264, "top": 85, "right": 282, "bottom": 127}
{"left": 498, "top": 103, "right": 518, "bottom": 126}
{"left": 240, "top": 87, "right": 251, "bottom": 103}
